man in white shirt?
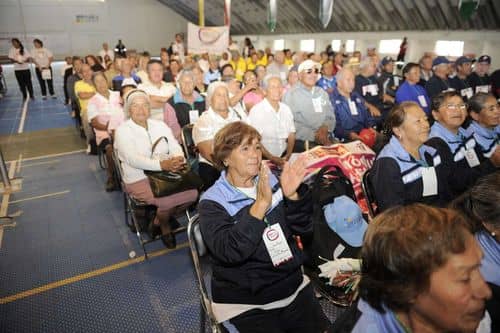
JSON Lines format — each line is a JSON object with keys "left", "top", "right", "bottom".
{"left": 248, "top": 76, "right": 295, "bottom": 166}
{"left": 99, "top": 43, "right": 114, "bottom": 62}
{"left": 138, "top": 59, "right": 176, "bottom": 121}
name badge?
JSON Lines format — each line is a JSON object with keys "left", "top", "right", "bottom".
{"left": 421, "top": 167, "right": 438, "bottom": 197}
{"left": 461, "top": 87, "right": 473, "bottom": 99}
{"left": 348, "top": 99, "right": 358, "bottom": 115}
{"left": 464, "top": 148, "right": 480, "bottom": 168}
{"left": 362, "top": 84, "right": 378, "bottom": 96}
{"left": 418, "top": 95, "right": 428, "bottom": 108}
{"left": 312, "top": 97, "right": 323, "bottom": 113}
{"left": 262, "top": 223, "right": 293, "bottom": 267}
{"left": 189, "top": 110, "right": 199, "bottom": 124}
{"left": 280, "top": 72, "right": 287, "bottom": 81}
{"left": 476, "top": 85, "right": 490, "bottom": 93}
{"left": 394, "top": 76, "right": 400, "bottom": 87}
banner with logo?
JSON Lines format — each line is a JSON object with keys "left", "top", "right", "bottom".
{"left": 297, "top": 141, "right": 376, "bottom": 214}
{"left": 187, "top": 22, "right": 229, "bottom": 54}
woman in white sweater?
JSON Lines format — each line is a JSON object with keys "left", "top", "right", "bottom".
{"left": 114, "top": 89, "right": 198, "bottom": 248}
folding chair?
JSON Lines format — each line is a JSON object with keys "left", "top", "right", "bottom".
{"left": 93, "top": 128, "right": 108, "bottom": 170}
{"left": 187, "top": 214, "right": 229, "bottom": 333}
{"left": 181, "top": 124, "right": 200, "bottom": 173}
{"left": 361, "top": 169, "right": 379, "bottom": 218}
{"left": 113, "top": 149, "right": 194, "bottom": 259}
{"left": 181, "top": 124, "right": 197, "bottom": 160}
{"left": 113, "top": 150, "right": 157, "bottom": 258}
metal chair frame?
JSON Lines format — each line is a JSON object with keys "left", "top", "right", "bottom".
{"left": 361, "top": 169, "right": 378, "bottom": 218}
{"left": 187, "top": 214, "right": 226, "bottom": 333}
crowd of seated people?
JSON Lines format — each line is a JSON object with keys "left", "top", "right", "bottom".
{"left": 55, "top": 35, "right": 499, "bottom": 331}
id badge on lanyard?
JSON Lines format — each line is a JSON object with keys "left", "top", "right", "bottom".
{"left": 348, "top": 99, "right": 358, "bottom": 115}
{"left": 262, "top": 223, "right": 293, "bottom": 267}
{"left": 418, "top": 95, "right": 428, "bottom": 108}
{"left": 189, "top": 110, "right": 199, "bottom": 124}
{"left": 421, "top": 167, "right": 438, "bottom": 197}
{"left": 312, "top": 97, "right": 323, "bottom": 113}
{"left": 464, "top": 148, "right": 480, "bottom": 168}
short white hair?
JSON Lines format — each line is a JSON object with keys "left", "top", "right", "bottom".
{"left": 206, "top": 81, "right": 228, "bottom": 105}
{"left": 263, "top": 75, "right": 282, "bottom": 90}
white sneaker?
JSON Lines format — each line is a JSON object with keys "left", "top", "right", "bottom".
{"left": 86, "top": 144, "right": 91, "bottom": 154}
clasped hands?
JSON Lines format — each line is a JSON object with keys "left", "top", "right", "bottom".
{"left": 250, "top": 155, "right": 308, "bottom": 220}
{"left": 160, "top": 156, "right": 186, "bottom": 173}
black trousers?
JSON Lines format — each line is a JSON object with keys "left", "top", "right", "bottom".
{"left": 35, "top": 67, "right": 55, "bottom": 96}
{"left": 229, "top": 284, "right": 331, "bottom": 333}
{"left": 14, "top": 69, "right": 34, "bottom": 99}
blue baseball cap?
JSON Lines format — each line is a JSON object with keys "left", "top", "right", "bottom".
{"left": 432, "top": 56, "right": 450, "bottom": 67}
{"left": 455, "top": 56, "right": 472, "bottom": 66}
{"left": 323, "top": 195, "right": 368, "bottom": 247}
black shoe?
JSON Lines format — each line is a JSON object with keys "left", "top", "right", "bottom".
{"left": 105, "top": 179, "right": 117, "bottom": 192}
{"left": 147, "top": 222, "right": 162, "bottom": 239}
{"left": 169, "top": 217, "right": 181, "bottom": 231}
{"left": 161, "top": 233, "right": 177, "bottom": 249}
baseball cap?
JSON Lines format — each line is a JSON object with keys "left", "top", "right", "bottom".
{"left": 455, "top": 56, "right": 472, "bottom": 66}
{"left": 432, "top": 56, "right": 450, "bottom": 67}
{"left": 323, "top": 195, "right": 368, "bottom": 247}
{"left": 298, "top": 59, "right": 321, "bottom": 73}
{"left": 477, "top": 55, "right": 491, "bottom": 64}
{"left": 381, "top": 56, "right": 394, "bottom": 66}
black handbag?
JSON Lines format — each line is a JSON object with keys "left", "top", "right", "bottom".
{"left": 144, "top": 136, "right": 203, "bottom": 197}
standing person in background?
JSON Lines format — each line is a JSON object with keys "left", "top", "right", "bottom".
{"left": 171, "top": 33, "right": 185, "bottom": 62}
{"left": 31, "top": 39, "right": 56, "bottom": 100}
{"left": 241, "top": 37, "right": 253, "bottom": 58}
{"left": 8, "top": 38, "right": 34, "bottom": 101}
{"left": 62, "top": 56, "right": 73, "bottom": 105}
{"left": 397, "top": 37, "right": 408, "bottom": 62}
{"left": 114, "top": 39, "right": 127, "bottom": 58}
{"left": 99, "top": 42, "right": 114, "bottom": 62}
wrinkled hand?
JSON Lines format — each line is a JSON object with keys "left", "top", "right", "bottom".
{"left": 160, "top": 156, "right": 186, "bottom": 172}
{"left": 270, "top": 156, "right": 285, "bottom": 167}
{"left": 314, "top": 126, "right": 331, "bottom": 145}
{"left": 250, "top": 163, "right": 272, "bottom": 220}
{"left": 367, "top": 104, "right": 381, "bottom": 117}
{"left": 280, "top": 154, "right": 308, "bottom": 200}
{"left": 244, "top": 80, "right": 258, "bottom": 92}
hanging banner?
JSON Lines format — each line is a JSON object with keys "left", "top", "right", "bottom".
{"left": 458, "top": 0, "right": 480, "bottom": 20}
{"left": 267, "top": 0, "right": 277, "bottom": 32}
{"left": 198, "top": 0, "right": 205, "bottom": 26}
{"left": 187, "top": 22, "right": 229, "bottom": 54}
{"left": 224, "top": 0, "right": 231, "bottom": 26}
{"left": 319, "top": 0, "right": 334, "bottom": 29}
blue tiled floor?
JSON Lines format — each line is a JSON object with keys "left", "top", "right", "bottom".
{"left": 0, "top": 63, "right": 75, "bottom": 135}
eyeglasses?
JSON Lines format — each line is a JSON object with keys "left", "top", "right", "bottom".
{"left": 304, "top": 68, "right": 320, "bottom": 74}
{"left": 445, "top": 103, "right": 467, "bottom": 111}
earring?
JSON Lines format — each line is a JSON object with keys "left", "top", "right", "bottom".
{"left": 223, "top": 160, "right": 228, "bottom": 167}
